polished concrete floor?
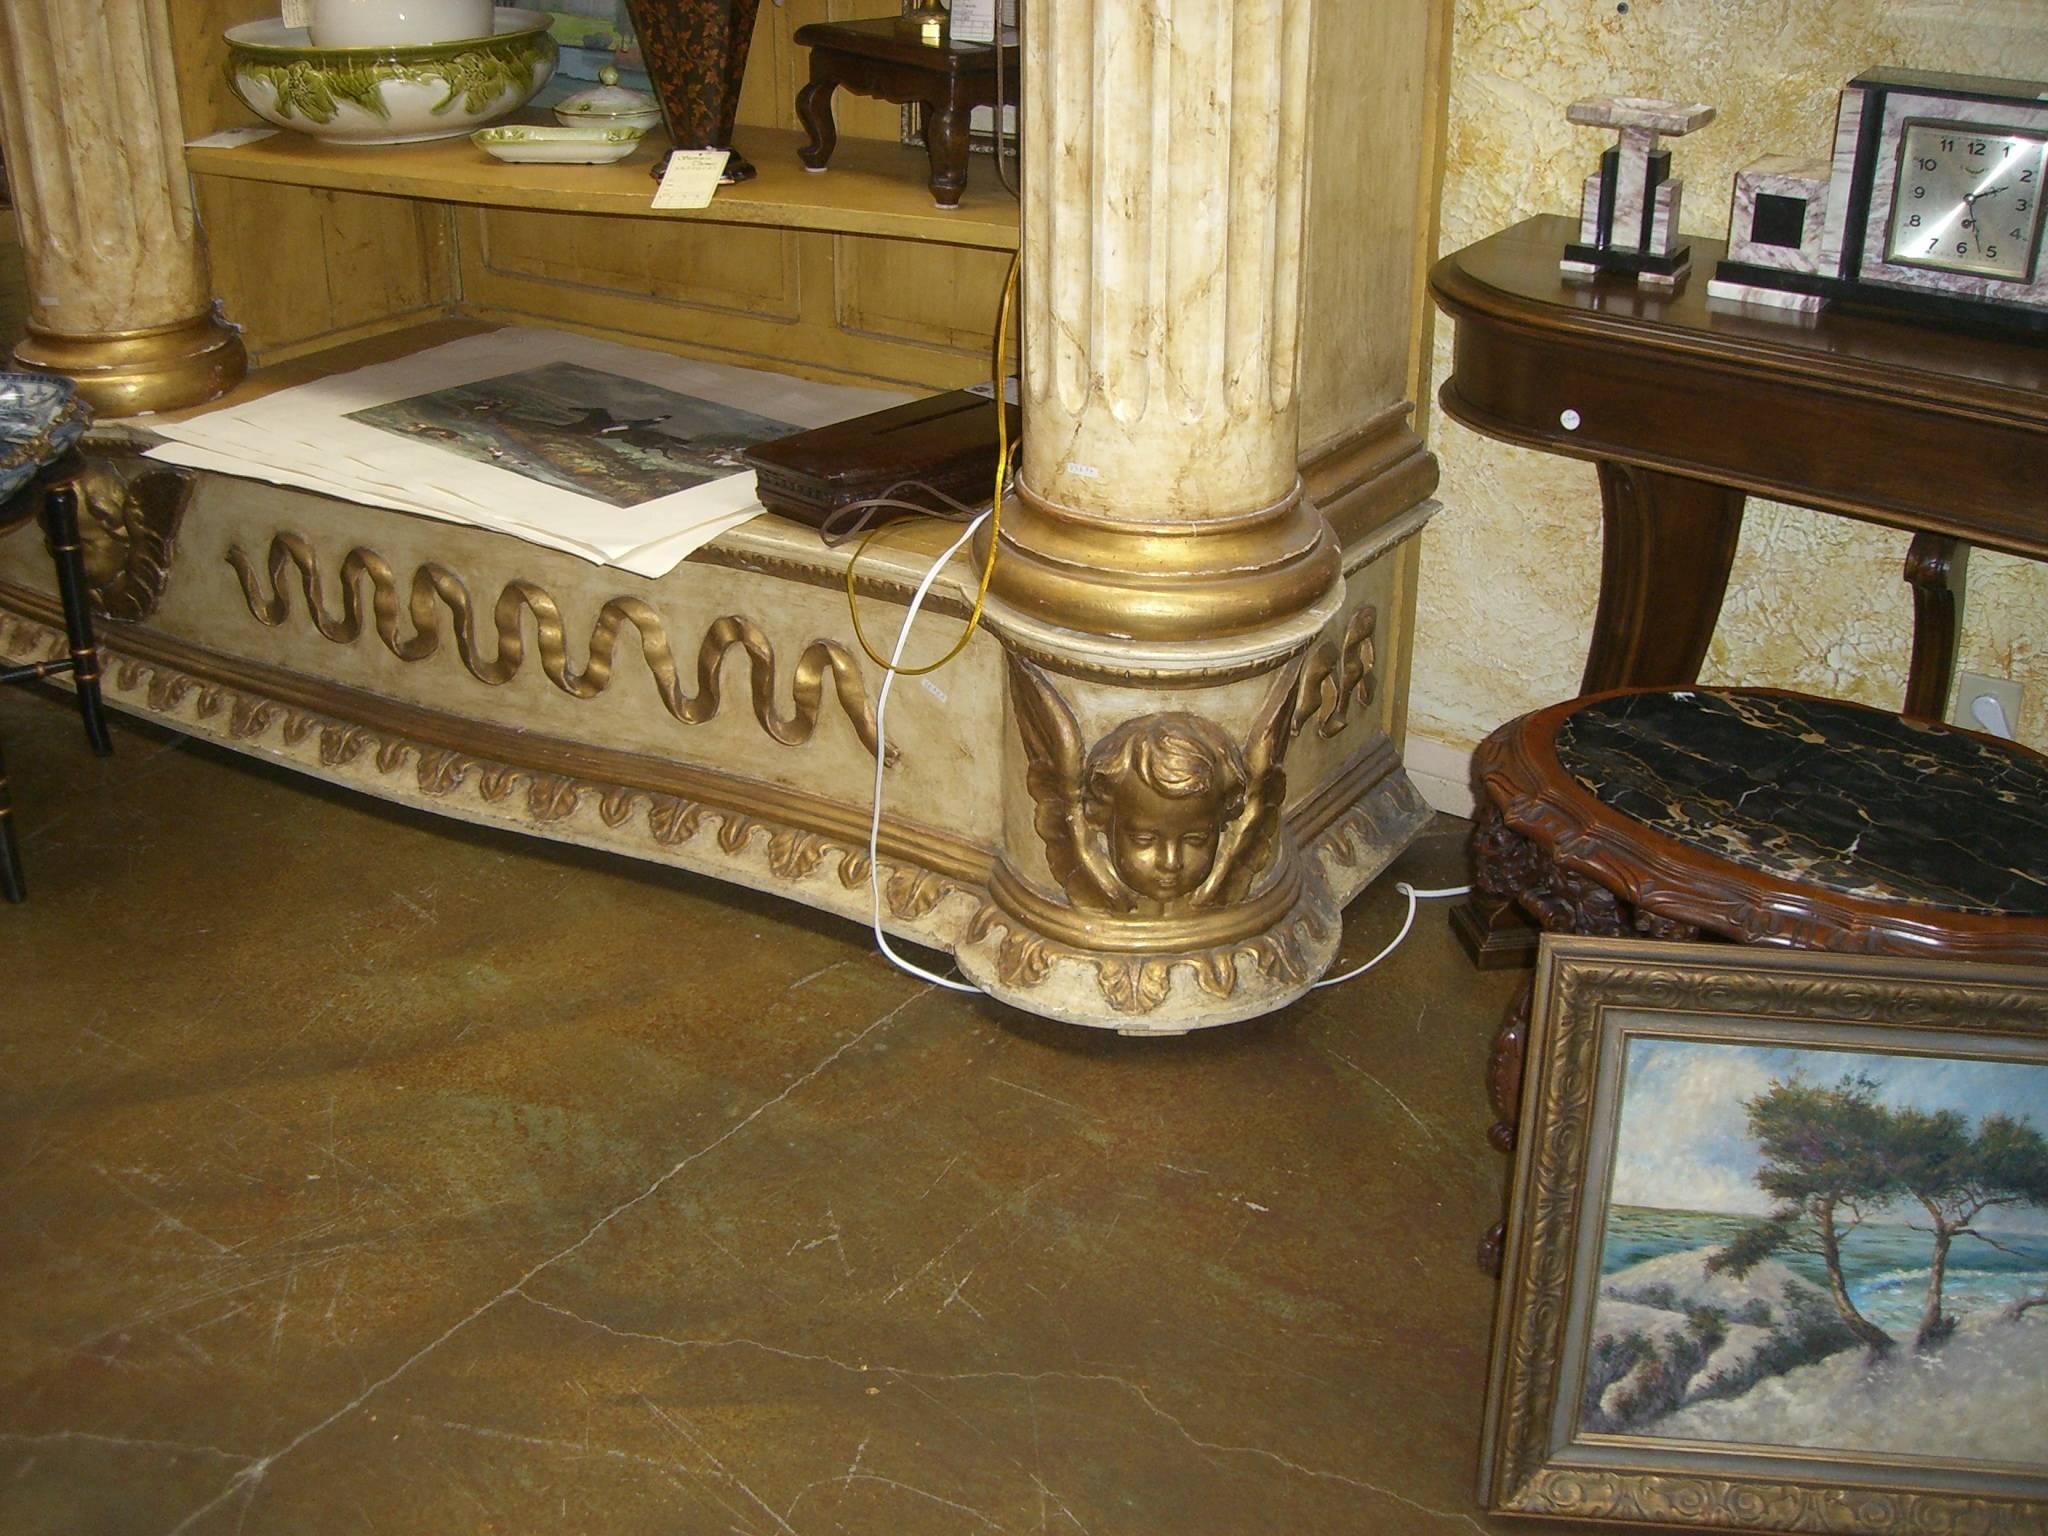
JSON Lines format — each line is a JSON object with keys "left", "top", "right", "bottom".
{"left": 0, "top": 680, "right": 1610, "bottom": 1536}
{"left": 0, "top": 209, "right": 1668, "bottom": 1533}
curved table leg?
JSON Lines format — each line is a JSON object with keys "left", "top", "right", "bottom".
{"left": 1903, "top": 532, "right": 1969, "bottom": 723}
{"left": 924, "top": 104, "right": 969, "bottom": 208}
{"left": 796, "top": 77, "right": 839, "bottom": 171}
{"left": 1583, "top": 463, "right": 1746, "bottom": 694}
{"left": 1478, "top": 975, "right": 1532, "bottom": 1276}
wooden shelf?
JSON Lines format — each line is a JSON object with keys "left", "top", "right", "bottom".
{"left": 186, "top": 121, "right": 1019, "bottom": 252}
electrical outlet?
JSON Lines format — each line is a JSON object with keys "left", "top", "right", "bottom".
{"left": 1952, "top": 671, "right": 2022, "bottom": 739}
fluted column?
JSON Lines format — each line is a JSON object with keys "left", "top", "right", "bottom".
{"left": 0, "top": 0, "right": 245, "bottom": 414}
{"left": 963, "top": 0, "right": 1367, "bottom": 1033}
{"left": 989, "top": 0, "right": 1334, "bottom": 642}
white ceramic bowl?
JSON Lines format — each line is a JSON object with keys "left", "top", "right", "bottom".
{"left": 225, "top": 7, "right": 557, "bottom": 146}
{"left": 309, "top": 0, "right": 494, "bottom": 49}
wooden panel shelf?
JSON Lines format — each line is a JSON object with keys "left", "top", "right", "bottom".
{"left": 186, "top": 122, "right": 1019, "bottom": 252}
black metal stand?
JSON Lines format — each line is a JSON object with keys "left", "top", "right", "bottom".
{"left": 1, "top": 449, "right": 110, "bottom": 900}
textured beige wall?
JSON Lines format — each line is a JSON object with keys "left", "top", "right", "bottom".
{"left": 1416, "top": 0, "right": 2048, "bottom": 759}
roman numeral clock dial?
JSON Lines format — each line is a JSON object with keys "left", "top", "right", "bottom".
{"left": 1886, "top": 121, "right": 2048, "bottom": 282}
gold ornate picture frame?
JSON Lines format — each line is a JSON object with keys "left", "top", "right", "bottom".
{"left": 1482, "top": 937, "right": 2048, "bottom": 1531}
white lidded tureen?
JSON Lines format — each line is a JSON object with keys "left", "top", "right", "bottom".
{"left": 552, "top": 66, "right": 662, "bottom": 133}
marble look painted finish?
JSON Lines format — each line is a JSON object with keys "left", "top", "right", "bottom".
{"left": 1420, "top": 0, "right": 2048, "bottom": 759}
{"left": 0, "top": 683, "right": 1529, "bottom": 1535}
{"left": 1020, "top": 0, "right": 1311, "bottom": 520}
{"left": 1558, "top": 690, "right": 2048, "bottom": 914}
{"left": 0, "top": 0, "right": 217, "bottom": 337}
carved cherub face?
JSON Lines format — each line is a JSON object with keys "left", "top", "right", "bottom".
{"left": 1084, "top": 715, "right": 1247, "bottom": 907}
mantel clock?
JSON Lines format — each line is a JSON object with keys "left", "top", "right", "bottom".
{"left": 1710, "top": 69, "right": 2048, "bottom": 332}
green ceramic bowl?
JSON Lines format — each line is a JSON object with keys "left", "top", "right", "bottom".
{"left": 225, "top": 6, "right": 557, "bottom": 146}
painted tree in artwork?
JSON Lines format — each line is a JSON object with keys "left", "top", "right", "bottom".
{"left": 1706, "top": 1074, "right": 1899, "bottom": 1352}
{"left": 1891, "top": 1108, "right": 2048, "bottom": 1347}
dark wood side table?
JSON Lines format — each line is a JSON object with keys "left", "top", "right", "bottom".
{"left": 1431, "top": 215, "right": 2048, "bottom": 967}
{"left": 1471, "top": 686, "right": 2048, "bottom": 1269}
{"left": 793, "top": 18, "right": 1020, "bottom": 209}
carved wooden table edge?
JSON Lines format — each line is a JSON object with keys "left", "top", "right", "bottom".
{"left": 1427, "top": 214, "right": 2048, "bottom": 741}
{"left": 1466, "top": 685, "right": 2048, "bottom": 1272}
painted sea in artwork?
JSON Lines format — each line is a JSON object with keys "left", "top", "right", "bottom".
{"left": 348, "top": 362, "right": 797, "bottom": 508}
{"left": 1602, "top": 1205, "right": 2048, "bottom": 1339}
{"left": 1580, "top": 1037, "right": 2048, "bottom": 1465}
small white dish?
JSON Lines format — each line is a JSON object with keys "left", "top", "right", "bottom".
{"left": 471, "top": 124, "right": 644, "bottom": 163}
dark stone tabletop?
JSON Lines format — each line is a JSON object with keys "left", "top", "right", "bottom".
{"left": 1554, "top": 690, "right": 2048, "bottom": 916}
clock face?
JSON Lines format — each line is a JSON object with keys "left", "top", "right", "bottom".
{"left": 1884, "top": 119, "right": 2048, "bottom": 282}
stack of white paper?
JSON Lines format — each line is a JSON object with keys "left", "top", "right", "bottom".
{"left": 146, "top": 329, "right": 911, "bottom": 579}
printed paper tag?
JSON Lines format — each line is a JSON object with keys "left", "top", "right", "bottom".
{"left": 650, "top": 150, "right": 731, "bottom": 211}
{"left": 281, "top": 0, "right": 312, "bottom": 27}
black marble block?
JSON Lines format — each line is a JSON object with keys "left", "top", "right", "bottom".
{"left": 1554, "top": 690, "right": 2048, "bottom": 916}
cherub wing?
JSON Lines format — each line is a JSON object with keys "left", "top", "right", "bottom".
{"left": 1197, "top": 659, "right": 1300, "bottom": 906}
{"left": 1006, "top": 654, "right": 1130, "bottom": 911}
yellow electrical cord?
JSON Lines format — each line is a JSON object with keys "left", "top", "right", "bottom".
{"left": 843, "top": 249, "right": 1020, "bottom": 677}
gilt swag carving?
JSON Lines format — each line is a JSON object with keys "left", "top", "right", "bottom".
{"left": 228, "top": 532, "right": 892, "bottom": 760}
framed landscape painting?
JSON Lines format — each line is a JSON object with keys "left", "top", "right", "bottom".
{"left": 1482, "top": 937, "right": 2048, "bottom": 1532}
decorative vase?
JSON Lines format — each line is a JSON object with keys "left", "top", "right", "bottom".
{"left": 620, "top": 0, "right": 764, "bottom": 183}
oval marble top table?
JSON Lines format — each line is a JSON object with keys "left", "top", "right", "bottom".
{"left": 1555, "top": 689, "right": 2048, "bottom": 916}
{"left": 1474, "top": 687, "right": 2048, "bottom": 960}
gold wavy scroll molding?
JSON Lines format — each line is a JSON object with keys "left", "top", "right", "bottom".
{"left": 227, "top": 532, "right": 892, "bottom": 760}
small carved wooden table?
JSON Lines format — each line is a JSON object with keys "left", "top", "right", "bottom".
{"left": 793, "top": 18, "right": 1020, "bottom": 209}
{"left": 1473, "top": 687, "right": 2048, "bottom": 1270}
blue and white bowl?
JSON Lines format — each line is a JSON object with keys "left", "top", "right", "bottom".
{"left": 0, "top": 373, "right": 92, "bottom": 507}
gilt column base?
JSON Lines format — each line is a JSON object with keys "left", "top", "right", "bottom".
{"left": 15, "top": 309, "right": 248, "bottom": 418}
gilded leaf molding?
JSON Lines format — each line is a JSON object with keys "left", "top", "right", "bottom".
{"left": 74, "top": 459, "right": 191, "bottom": 622}
{"left": 227, "top": 532, "right": 893, "bottom": 760}
{"left": 1007, "top": 653, "right": 1300, "bottom": 916}
{"left": 23, "top": 618, "right": 964, "bottom": 929}
{"left": 1293, "top": 604, "right": 1377, "bottom": 739}
{"left": 962, "top": 898, "right": 1330, "bottom": 1016}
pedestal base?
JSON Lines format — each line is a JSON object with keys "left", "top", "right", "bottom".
{"left": 0, "top": 444, "right": 1437, "bottom": 1032}
{"left": 15, "top": 309, "right": 248, "bottom": 417}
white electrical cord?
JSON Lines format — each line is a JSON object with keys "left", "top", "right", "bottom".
{"left": 1311, "top": 881, "right": 1471, "bottom": 989}
{"left": 867, "top": 511, "right": 994, "bottom": 994}
{"left": 863, "top": 519, "right": 1470, "bottom": 996}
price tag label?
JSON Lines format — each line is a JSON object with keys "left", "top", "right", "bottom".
{"left": 650, "top": 150, "right": 731, "bottom": 211}
{"left": 281, "top": 0, "right": 312, "bottom": 27}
